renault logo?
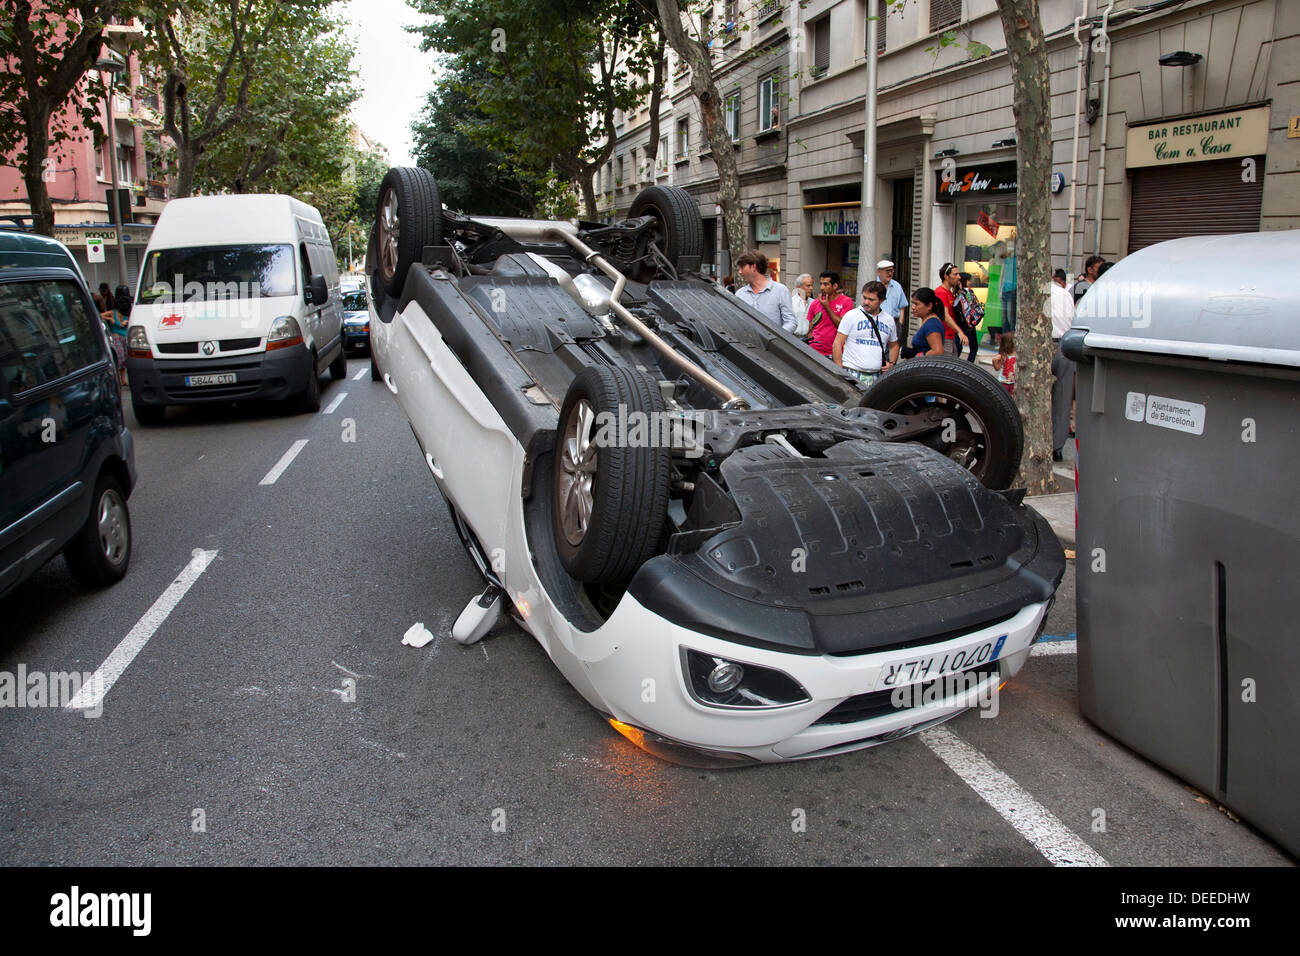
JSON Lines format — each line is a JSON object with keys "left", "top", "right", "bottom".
{"left": 201, "top": 341, "right": 216, "bottom": 355}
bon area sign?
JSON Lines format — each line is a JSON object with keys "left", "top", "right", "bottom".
{"left": 1126, "top": 106, "right": 1270, "bottom": 168}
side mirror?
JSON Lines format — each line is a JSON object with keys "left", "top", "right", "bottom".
{"left": 306, "top": 275, "right": 328, "bottom": 306}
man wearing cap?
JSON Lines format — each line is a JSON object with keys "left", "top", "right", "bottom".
{"left": 876, "top": 259, "right": 908, "bottom": 338}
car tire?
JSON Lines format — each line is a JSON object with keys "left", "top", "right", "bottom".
{"left": 370, "top": 352, "right": 381, "bottom": 382}
{"left": 629, "top": 184, "right": 704, "bottom": 269}
{"left": 553, "top": 365, "right": 671, "bottom": 586}
{"left": 375, "top": 167, "right": 443, "bottom": 298}
{"left": 329, "top": 343, "right": 347, "bottom": 380}
{"left": 299, "top": 357, "right": 322, "bottom": 413}
{"left": 132, "top": 398, "right": 165, "bottom": 427}
{"left": 64, "top": 475, "right": 131, "bottom": 587}
{"left": 858, "top": 357, "right": 1024, "bottom": 490}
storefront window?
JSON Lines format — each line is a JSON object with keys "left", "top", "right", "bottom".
{"left": 959, "top": 202, "right": 1016, "bottom": 329}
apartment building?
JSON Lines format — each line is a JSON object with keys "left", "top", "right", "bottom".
{"left": 605, "top": 0, "right": 1298, "bottom": 310}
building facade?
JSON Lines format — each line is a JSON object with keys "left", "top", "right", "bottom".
{"left": 605, "top": 0, "right": 1298, "bottom": 318}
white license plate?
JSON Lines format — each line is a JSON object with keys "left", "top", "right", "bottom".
{"left": 872, "top": 635, "right": 1008, "bottom": 691}
{"left": 185, "top": 373, "right": 237, "bottom": 387}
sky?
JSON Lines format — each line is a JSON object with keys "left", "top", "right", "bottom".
{"left": 342, "top": 0, "right": 441, "bottom": 166}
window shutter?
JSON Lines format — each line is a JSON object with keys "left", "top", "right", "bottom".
{"left": 929, "top": 0, "right": 961, "bottom": 32}
{"left": 814, "top": 17, "right": 830, "bottom": 74}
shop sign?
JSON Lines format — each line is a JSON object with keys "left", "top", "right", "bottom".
{"left": 1126, "top": 106, "right": 1270, "bottom": 168}
{"left": 52, "top": 225, "right": 151, "bottom": 247}
{"left": 810, "top": 207, "right": 860, "bottom": 237}
{"left": 977, "top": 211, "right": 1000, "bottom": 239}
{"left": 754, "top": 212, "right": 781, "bottom": 242}
{"left": 936, "top": 161, "right": 1018, "bottom": 200}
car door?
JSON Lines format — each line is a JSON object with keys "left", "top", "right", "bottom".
{"left": 0, "top": 276, "right": 108, "bottom": 589}
{"left": 298, "top": 242, "right": 323, "bottom": 364}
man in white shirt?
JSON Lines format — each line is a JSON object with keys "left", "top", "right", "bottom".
{"left": 733, "top": 250, "right": 797, "bottom": 333}
{"left": 1050, "top": 269, "right": 1076, "bottom": 461}
{"left": 791, "top": 273, "right": 813, "bottom": 335}
{"left": 832, "top": 280, "right": 898, "bottom": 384}
{"left": 876, "top": 259, "right": 909, "bottom": 332}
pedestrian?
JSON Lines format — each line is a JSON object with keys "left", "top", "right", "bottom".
{"left": 992, "top": 332, "right": 1016, "bottom": 396}
{"left": 956, "top": 271, "right": 983, "bottom": 363}
{"left": 732, "top": 251, "right": 797, "bottom": 332}
{"left": 94, "top": 282, "right": 111, "bottom": 313}
{"left": 833, "top": 280, "right": 898, "bottom": 384}
{"left": 1000, "top": 244, "right": 1018, "bottom": 334}
{"left": 901, "top": 288, "right": 946, "bottom": 359}
{"left": 1072, "top": 255, "right": 1104, "bottom": 304}
{"left": 722, "top": 274, "right": 736, "bottom": 294}
{"left": 804, "top": 270, "right": 855, "bottom": 357}
{"left": 935, "top": 262, "right": 970, "bottom": 358}
{"left": 1050, "top": 271, "right": 1077, "bottom": 461}
{"left": 791, "top": 273, "right": 814, "bottom": 335}
{"left": 875, "top": 259, "right": 909, "bottom": 335}
{"left": 102, "top": 285, "right": 132, "bottom": 386}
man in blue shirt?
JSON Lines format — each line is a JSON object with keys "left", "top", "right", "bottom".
{"left": 734, "top": 250, "right": 797, "bottom": 332}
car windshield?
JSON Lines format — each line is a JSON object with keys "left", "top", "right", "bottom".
{"left": 137, "top": 244, "right": 297, "bottom": 303}
{"left": 341, "top": 291, "right": 367, "bottom": 311}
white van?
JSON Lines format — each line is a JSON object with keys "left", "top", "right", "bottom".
{"left": 125, "top": 194, "right": 347, "bottom": 424}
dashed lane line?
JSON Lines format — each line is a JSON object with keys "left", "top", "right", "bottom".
{"left": 65, "top": 549, "right": 218, "bottom": 712}
{"left": 921, "top": 725, "right": 1108, "bottom": 866}
{"left": 352, "top": 366, "right": 369, "bottom": 381}
{"left": 323, "top": 391, "right": 348, "bottom": 414}
{"left": 259, "top": 439, "right": 309, "bottom": 486}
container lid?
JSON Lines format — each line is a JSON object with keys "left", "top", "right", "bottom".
{"left": 1072, "top": 230, "right": 1300, "bottom": 368}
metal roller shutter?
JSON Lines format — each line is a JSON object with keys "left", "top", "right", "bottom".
{"left": 1128, "top": 156, "right": 1263, "bottom": 254}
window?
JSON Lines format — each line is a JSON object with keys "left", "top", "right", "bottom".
{"left": 677, "top": 118, "right": 690, "bottom": 159}
{"left": 605, "top": 162, "right": 613, "bottom": 193}
{"left": 0, "top": 280, "right": 104, "bottom": 395}
{"left": 658, "top": 137, "right": 669, "bottom": 173}
{"left": 930, "top": 0, "right": 961, "bottom": 32}
{"left": 725, "top": 91, "right": 741, "bottom": 141}
{"left": 723, "top": 0, "right": 738, "bottom": 38}
{"left": 758, "top": 75, "right": 779, "bottom": 132}
{"left": 616, "top": 156, "right": 624, "bottom": 185}
{"left": 811, "top": 16, "right": 831, "bottom": 77}
{"left": 116, "top": 144, "right": 132, "bottom": 184}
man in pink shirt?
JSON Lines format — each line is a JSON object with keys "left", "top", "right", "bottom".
{"left": 805, "top": 271, "right": 855, "bottom": 357}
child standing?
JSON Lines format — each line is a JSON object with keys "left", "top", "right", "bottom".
{"left": 992, "top": 332, "right": 1016, "bottom": 396}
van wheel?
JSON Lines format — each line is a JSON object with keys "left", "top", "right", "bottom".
{"left": 376, "top": 167, "right": 443, "bottom": 297}
{"left": 132, "top": 399, "right": 165, "bottom": 427}
{"left": 858, "top": 357, "right": 1023, "bottom": 489}
{"left": 64, "top": 475, "right": 131, "bottom": 587}
{"left": 299, "top": 360, "right": 322, "bottom": 413}
{"left": 329, "top": 344, "right": 347, "bottom": 380}
{"left": 552, "top": 365, "right": 671, "bottom": 586}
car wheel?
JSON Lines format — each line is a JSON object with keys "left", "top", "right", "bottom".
{"left": 629, "top": 184, "right": 704, "bottom": 270}
{"left": 299, "top": 357, "right": 322, "bottom": 413}
{"left": 375, "top": 167, "right": 443, "bottom": 298}
{"left": 329, "top": 343, "right": 347, "bottom": 380}
{"left": 553, "top": 365, "right": 671, "bottom": 586}
{"left": 370, "top": 352, "right": 381, "bottom": 382}
{"left": 64, "top": 475, "right": 131, "bottom": 587}
{"left": 131, "top": 399, "right": 165, "bottom": 427}
{"left": 858, "top": 357, "right": 1024, "bottom": 489}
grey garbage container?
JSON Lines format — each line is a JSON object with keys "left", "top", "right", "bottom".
{"left": 1063, "top": 230, "right": 1300, "bottom": 858}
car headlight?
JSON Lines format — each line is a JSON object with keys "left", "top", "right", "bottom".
{"left": 127, "top": 325, "right": 150, "bottom": 357}
{"left": 266, "top": 315, "right": 303, "bottom": 350}
{"left": 682, "top": 649, "right": 810, "bottom": 709}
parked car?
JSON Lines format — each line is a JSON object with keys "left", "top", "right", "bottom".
{"left": 0, "top": 230, "right": 136, "bottom": 598}
{"left": 341, "top": 288, "right": 369, "bottom": 353}
{"left": 126, "top": 194, "right": 347, "bottom": 425}
{"left": 367, "top": 167, "right": 1065, "bottom": 765}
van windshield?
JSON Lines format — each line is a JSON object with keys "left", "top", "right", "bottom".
{"left": 137, "top": 244, "right": 297, "bottom": 303}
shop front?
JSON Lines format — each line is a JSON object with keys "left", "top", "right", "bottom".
{"left": 1124, "top": 106, "right": 1269, "bottom": 253}
{"left": 935, "top": 160, "right": 1018, "bottom": 333}
{"left": 804, "top": 199, "right": 861, "bottom": 293}
{"left": 752, "top": 210, "right": 782, "bottom": 282}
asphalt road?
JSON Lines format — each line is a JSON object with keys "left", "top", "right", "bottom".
{"left": 0, "top": 357, "right": 1292, "bottom": 866}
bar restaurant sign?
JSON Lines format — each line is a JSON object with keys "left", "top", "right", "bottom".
{"left": 1126, "top": 106, "right": 1270, "bottom": 168}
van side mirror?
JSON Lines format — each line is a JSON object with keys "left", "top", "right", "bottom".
{"left": 306, "top": 275, "right": 328, "bottom": 306}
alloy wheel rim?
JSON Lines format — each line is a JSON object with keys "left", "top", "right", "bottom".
{"left": 558, "top": 399, "right": 598, "bottom": 546}
{"left": 888, "top": 392, "right": 991, "bottom": 480}
{"left": 97, "top": 489, "right": 128, "bottom": 566}
{"left": 379, "top": 188, "right": 400, "bottom": 282}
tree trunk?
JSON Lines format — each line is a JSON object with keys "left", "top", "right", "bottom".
{"left": 23, "top": 104, "right": 54, "bottom": 236}
{"left": 996, "top": 0, "right": 1055, "bottom": 493}
{"left": 580, "top": 170, "right": 598, "bottom": 219}
{"left": 646, "top": 31, "right": 666, "bottom": 173}
{"left": 654, "top": 0, "right": 746, "bottom": 260}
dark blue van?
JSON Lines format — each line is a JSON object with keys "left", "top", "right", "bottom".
{"left": 0, "top": 231, "right": 136, "bottom": 597}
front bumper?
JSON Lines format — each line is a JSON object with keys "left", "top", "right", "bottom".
{"left": 127, "top": 346, "right": 313, "bottom": 405}
{"left": 580, "top": 592, "right": 1049, "bottom": 763}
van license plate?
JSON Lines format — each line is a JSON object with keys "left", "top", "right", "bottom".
{"left": 185, "top": 373, "right": 237, "bottom": 387}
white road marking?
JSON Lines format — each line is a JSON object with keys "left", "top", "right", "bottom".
{"left": 352, "top": 366, "right": 368, "bottom": 381}
{"left": 920, "top": 725, "right": 1108, "bottom": 866}
{"left": 1031, "top": 641, "right": 1077, "bottom": 657}
{"left": 323, "top": 391, "right": 348, "bottom": 414}
{"left": 65, "top": 549, "right": 218, "bottom": 712}
{"left": 259, "top": 439, "right": 309, "bottom": 485}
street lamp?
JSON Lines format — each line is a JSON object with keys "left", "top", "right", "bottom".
{"left": 94, "top": 45, "right": 129, "bottom": 289}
